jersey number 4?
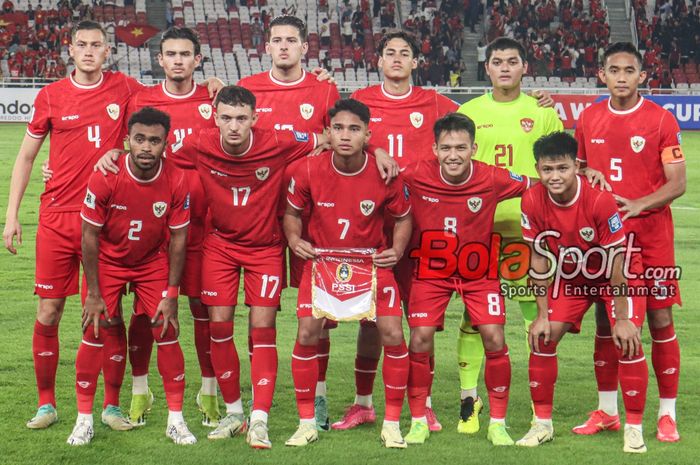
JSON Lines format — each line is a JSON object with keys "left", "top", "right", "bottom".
{"left": 88, "top": 125, "right": 101, "bottom": 149}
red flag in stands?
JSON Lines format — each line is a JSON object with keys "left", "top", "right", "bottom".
{"left": 115, "top": 23, "right": 159, "bottom": 47}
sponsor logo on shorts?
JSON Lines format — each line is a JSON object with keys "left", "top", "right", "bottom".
{"left": 35, "top": 282, "right": 54, "bottom": 290}
{"left": 201, "top": 290, "right": 218, "bottom": 297}
{"left": 410, "top": 312, "right": 428, "bottom": 318}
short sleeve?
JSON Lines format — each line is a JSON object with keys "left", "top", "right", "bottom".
{"left": 493, "top": 166, "right": 530, "bottom": 202}
{"left": 437, "top": 94, "right": 459, "bottom": 115}
{"left": 170, "top": 130, "right": 199, "bottom": 169}
{"left": 543, "top": 107, "right": 564, "bottom": 133}
{"left": 27, "top": 87, "right": 50, "bottom": 138}
{"left": 80, "top": 171, "right": 111, "bottom": 227}
{"left": 574, "top": 114, "right": 587, "bottom": 163}
{"left": 385, "top": 172, "right": 411, "bottom": 218}
{"left": 168, "top": 169, "right": 191, "bottom": 229}
{"left": 593, "top": 191, "right": 626, "bottom": 248}
{"left": 658, "top": 111, "right": 685, "bottom": 165}
{"left": 277, "top": 129, "right": 317, "bottom": 164}
{"left": 520, "top": 190, "right": 540, "bottom": 242}
{"left": 287, "top": 159, "right": 311, "bottom": 211}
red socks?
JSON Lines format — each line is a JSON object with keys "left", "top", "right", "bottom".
{"left": 33, "top": 321, "right": 59, "bottom": 407}
{"left": 528, "top": 340, "right": 558, "bottom": 419}
{"left": 209, "top": 321, "right": 241, "bottom": 404}
{"left": 102, "top": 324, "right": 127, "bottom": 409}
{"left": 407, "top": 351, "right": 430, "bottom": 418}
{"left": 190, "top": 300, "right": 215, "bottom": 378}
{"left": 382, "top": 343, "right": 409, "bottom": 421}
{"left": 251, "top": 327, "right": 277, "bottom": 413}
{"left": 594, "top": 326, "right": 619, "bottom": 391}
{"left": 427, "top": 354, "right": 435, "bottom": 398}
{"left": 618, "top": 347, "right": 648, "bottom": 425}
{"left": 317, "top": 337, "right": 330, "bottom": 383}
{"left": 650, "top": 324, "right": 680, "bottom": 399}
{"left": 152, "top": 325, "right": 185, "bottom": 411}
{"left": 75, "top": 329, "right": 102, "bottom": 414}
{"left": 485, "top": 346, "right": 511, "bottom": 420}
{"left": 128, "top": 314, "right": 153, "bottom": 377}
{"left": 291, "top": 341, "right": 318, "bottom": 420}
{"left": 355, "top": 355, "right": 379, "bottom": 396}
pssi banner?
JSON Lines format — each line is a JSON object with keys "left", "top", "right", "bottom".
{"left": 552, "top": 94, "right": 700, "bottom": 130}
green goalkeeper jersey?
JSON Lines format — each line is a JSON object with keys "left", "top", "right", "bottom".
{"left": 458, "top": 92, "right": 563, "bottom": 237}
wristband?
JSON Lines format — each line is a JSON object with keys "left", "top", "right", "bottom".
{"left": 164, "top": 286, "right": 179, "bottom": 299}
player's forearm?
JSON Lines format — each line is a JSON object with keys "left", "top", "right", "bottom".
{"left": 391, "top": 214, "right": 413, "bottom": 258}
{"left": 609, "top": 250, "right": 629, "bottom": 321}
{"left": 167, "top": 228, "right": 188, "bottom": 287}
{"left": 634, "top": 176, "right": 686, "bottom": 212}
{"left": 81, "top": 225, "right": 101, "bottom": 296}
{"left": 530, "top": 251, "right": 550, "bottom": 319}
{"left": 283, "top": 209, "right": 303, "bottom": 245}
{"left": 5, "top": 139, "right": 42, "bottom": 220}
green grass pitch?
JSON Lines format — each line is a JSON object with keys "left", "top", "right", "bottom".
{"left": 0, "top": 124, "right": 698, "bottom": 465}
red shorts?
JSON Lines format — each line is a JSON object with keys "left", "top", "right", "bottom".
{"left": 548, "top": 280, "right": 646, "bottom": 333}
{"left": 80, "top": 258, "right": 168, "bottom": 320}
{"left": 35, "top": 210, "right": 82, "bottom": 298}
{"left": 394, "top": 255, "right": 415, "bottom": 308}
{"left": 408, "top": 277, "right": 505, "bottom": 330}
{"left": 625, "top": 209, "right": 681, "bottom": 310}
{"left": 200, "top": 233, "right": 283, "bottom": 307}
{"left": 180, "top": 220, "right": 204, "bottom": 298}
{"left": 296, "top": 260, "right": 403, "bottom": 319}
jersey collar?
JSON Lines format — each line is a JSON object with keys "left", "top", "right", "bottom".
{"left": 69, "top": 71, "right": 104, "bottom": 89}
{"left": 439, "top": 161, "right": 473, "bottom": 186}
{"left": 380, "top": 82, "right": 413, "bottom": 100}
{"left": 268, "top": 69, "right": 306, "bottom": 86}
{"left": 331, "top": 151, "right": 368, "bottom": 176}
{"left": 548, "top": 175, "right": 581, "bottom": 207}
{"left": 220, "top": 131, "right": 254, "bottom": 157}
{"left": 607, "top": 95, "right": 644, "bottom": 115}
{"left": 125, "top": 157, "right": 163, "bottom": 183}
{"left": 161, "top": 80, "right": 198, "bottom": 99}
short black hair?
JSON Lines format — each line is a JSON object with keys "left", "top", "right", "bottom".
{"left": 71, "top": 20, "right": 106, "bottom": 42}
{"left": 533, "top": 131, "right": 578, "bottom": 162}
{"left": 433, "top": 113, "right": 476, "bottom": 143}
{"left": 160, "top": 26, "right": 201, "bottom": 56}
{"left": 377, "top": 31, "right": 420, "bottom": 58}
{"left": 602, "top": 41, "right": 643, "bottom": 68}
{"left": 128, "top": 106, "right": 171, "bottom": 135}
{"left": 329, "top": 98, "right": 370, "bottom": 125}
{"left": 485, "top": 37, "right": 527, "bottom": 63}
{"left": 269, "top": 15, "right": 308, "bottom": 41}
{"left": 214, "top": 85, "right": 256, "bottom": 110}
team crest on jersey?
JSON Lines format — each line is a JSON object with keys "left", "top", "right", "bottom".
{"left": 520, "top": 118, "right": 534, "bottom": 133}
{"left": 300, "top": 103, "right": 314, "bottom": 120}
{"left": 153, "top": 201, "right": 167, "bottom": 218}
{"left": 336, "top": 263, "right": 353, "bottom": 283}
{"left": 198, "top": 103, "right": 213, "bottom": 120}
{"left": 360, "top": 200, "right": 375, "bottom": 216}
{"left": 579, "top": 227, "right": 595, "bottom": 242}
{"left": 255, "top": 167, "right": 270, "bottom": 181}
{"left": 410, "top": 112, "right": 424, "bottom": 128}
{"left": 630, "top": 136, "right": 646, "bottom": 153}
{"left": 106, "top": 103, "right": 120, "bottom": 121}
{"left": 467, "top": 197, "right": 482, "bottom": 213}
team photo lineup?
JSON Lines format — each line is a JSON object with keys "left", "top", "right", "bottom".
{"left": 2, "top": 9, "right": 690, "bottom": 458}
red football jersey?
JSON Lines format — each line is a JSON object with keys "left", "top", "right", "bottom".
{"left": 238, "top": 70, "right": 340, "bottom": 133}
{"left": 287, "top": 151, "right": 411, "bottom": 249}
{"left": 575, "top": 96, "right": 685, "bottom": 217}
{"left": 350, "top": 84, "right": 458, "bottom": 167}
{"left": 406, "top": 158, "right": 530, "bottom": 270}
{"left": 80, "top": 156, "right": 190, "bottom": 267}
{"left": 126, "top": 81, "right": 216, "bottom": 170}
{"left": 184, "top": 127, "right": 317, "bottom": 247}
{"left": 28, "top": 71, "right": 142, "bottom": 212}
{"left": 521, "top": 176, "right": 629, "bottom": 283}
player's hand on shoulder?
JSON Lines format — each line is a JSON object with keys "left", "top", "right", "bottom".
{"left": 373, "top": 148, "right": 399, "bottom": 184}
{"left": 41, "top": 160, "right": 53, "bottom": 183}
{"left": 612, "top": 319, "right": 641, "bottom": 358}
{"left": 154, "top": 296, "right": 179, "bottom": 339}
{"left": 373, "top": 248, "right": 401, "bottom": 268}
{"left": 310, "top": 67, "right": 336, "bottom": 85}
{"left": 613, "top": 194, "right": 644, "bottom": 221}
{"left": 531, "top": 89, "right": 555, "bottom": 108}
{"left": 580, "top": 166, "right": 611, "bottom": 191}
{"left": 3, "top": 218, "right": 22, "bottom": 254}
{"left": 528, "top": 316, "right": 551, "bottom": 353}
{"left": 94, "top": 149, "right": 124, "bottom": 175}
{"left": 290, "top": 238, "right": 317, "bottom": 260}
{"left": 201, "top": 76, "right": 226, "bottom": 98}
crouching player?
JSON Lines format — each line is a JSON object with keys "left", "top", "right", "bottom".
{"left": 516, "top": 132, "right": 648, "bottom": 453}
{"left": 70, "top": 107, "right": 195, "bottom": 445}
{"left": 284, "top": 99, "right": 412, "bottom": 448}
{"left": 404, "top": 113, "right": 530, "bottom": 446}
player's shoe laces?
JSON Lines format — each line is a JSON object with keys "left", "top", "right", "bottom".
{"left": 101, "top": 405, "right": 134, "bottom": 431}
{"left": 656, "top": 415, "right": 680, "bottom": 442}
{"left": 457, "top": 396, "right": 483, "bottom": 434}
{"left": 380, "top": 423, "right": 408, "bottom": 449}
{"left": 516, "top": 421, "right": 554, "bottom": 447}
{"left": 314, "top": 396, "right": 330, "bottom": 431}
{"left": 67, "top": 418, "right": 94, "bottom": 446}
{"left": 27, "top": 404, "right": 58, "bottom": 429}
{"left": 571, "top": 410, "right": 621, "bottom": 435}
{"left": 425, "top": 407, "right": 442, "bottom": 432}
{"left": 623, "top": 426, "right": 647, "bottom": 454}
{"left": 330, "top": 404, "right": 376, "bottom": 430}
{"left": 166, "top": 420, "right": 197, "bottom": 445}
{"left": 246, "top": 420, "right": 272, "bottom": 449}
{"left": 285, "top": 422, "right": 319, "bottom": 447}
{"left": 196, "top": 391, "right": 221, "bottom": 428}
{"left": 129, "top": 389, "right": 154, "bottom": 426}
{"left": 405, "top": 420, "right": 430, "bottom": 444}
{"left": 487, "top": 422, "right": 514, "bottom": 446}
{"left": 207, "top": 412, "right": 246, "bottom": 440}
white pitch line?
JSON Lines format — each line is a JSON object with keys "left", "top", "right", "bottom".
{"left": 672, "top": 206, "right": 699, "bottom": 211}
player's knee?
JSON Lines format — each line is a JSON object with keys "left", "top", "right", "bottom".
{"left": 409, "top": 329, "right": 433, "bottom": 352}
{"left": 480, "top": 328, "right": 505, "bottom": 352}
{"left": 37, "top": 298, "right": 65, "bottom": 325}
{"left": 297, "top": 322, "right": 320, "bottom": 346}
{"left": 647, "top": 307, "right": 673, "bottom": 329}
{"left": 380, "top": 326, "right": 405, "bottom": 347}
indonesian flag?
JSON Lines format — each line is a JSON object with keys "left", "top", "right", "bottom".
{"left": 312, "top": 248, "right": 377, "bottom": 322}
{"left": 115, "top": 23, "right": 159, "bottom": 47}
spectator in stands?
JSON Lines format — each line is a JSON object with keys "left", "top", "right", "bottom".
{"left": 165, "top": 1, "right": 173, "bottom": 28}
{"left": 342, "top": 16, "right": 353, "bottom": 46}
{"left": 2, "top": 0, "right": 13, "bottom": 14}
{"left": 352, "top": 40, "right": 364, "bottom": 71}
{"left": 252, "top": 17, "right": 263, "bottom": 47}
{"left": 320, "top": 18, "right": 330, "bottom": 47}
{"left": 477, "top": 39, "right": 486, "bottom": 81}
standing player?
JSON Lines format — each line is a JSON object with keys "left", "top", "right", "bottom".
{"left": 284, "top": 99, "right": 412, "bottom": 449}
{"left": 3, "top": 20, "right": 142, "bottom": 429}
{"left": 516, "top": 131, "right": 648, "bottom": 453}
{"left": 575, "top": 42, "right": 685, "bottom": 442}
{"left": 72, "top": 107, "right": 195, "bottom": 446}
{"left": 455, "top": 37, "right": 563, "bottom": 434}
{"left": 179, "top": 86, "right": 322, "bottom": 449}
{"left": 404, "top": 113, "right": 530, "bottom": 446}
